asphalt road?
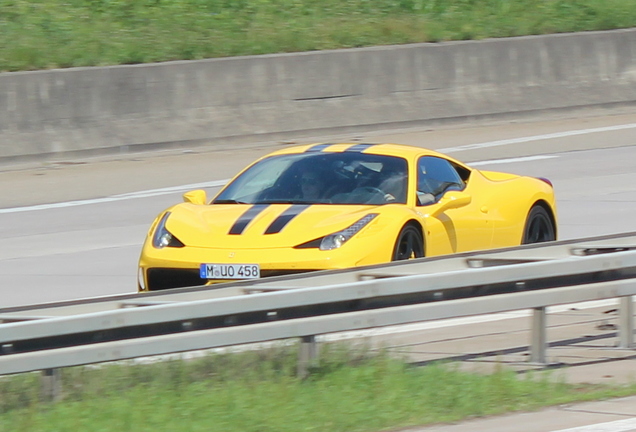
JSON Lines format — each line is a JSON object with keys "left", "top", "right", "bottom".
{"left": 1, "top": 108, "right": 636, "bottom": 431}
{"left": 1, "top": 110, "right": 635, "bottom": 307}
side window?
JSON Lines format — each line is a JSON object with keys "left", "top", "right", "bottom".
{"left": 417, "top": 156, "right": 465, "bottom": 206}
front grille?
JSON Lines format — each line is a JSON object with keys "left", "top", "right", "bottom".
{"left": 147, "top": 268, "right": 316, "bottom": 291}
{"left": 147, "top": 268, "right": 202, "bottom": 291}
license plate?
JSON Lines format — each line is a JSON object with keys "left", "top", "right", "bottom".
{"left": 199, "top": 263, "right": 260, "bottom": 280}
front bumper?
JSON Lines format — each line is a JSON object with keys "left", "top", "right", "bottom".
{"left": 137, "top": 242, "right": 382, "bottom": 292}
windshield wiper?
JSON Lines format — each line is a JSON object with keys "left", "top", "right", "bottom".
{"left": 254, "top": 200, "right": 296, "bottom": 204}
{"left": 213, "top": 199, "right": 248, "bottom": 204}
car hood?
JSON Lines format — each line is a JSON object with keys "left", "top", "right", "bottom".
{"left": 165, "top": 203, "right": 381, "bottom": 249}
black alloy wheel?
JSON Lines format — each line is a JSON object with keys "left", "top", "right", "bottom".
{"left": 522, "top": 205, "right": 556, "bottom": 244}
{"left": 392, "top": 224, "right": 425, "bottom": 260}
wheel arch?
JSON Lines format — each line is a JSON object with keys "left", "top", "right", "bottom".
{"left": 528, "top": 199, "right": 558, "bottom": 241}
{"left": 402, "top": 219, "right": 426, "bottom": 256}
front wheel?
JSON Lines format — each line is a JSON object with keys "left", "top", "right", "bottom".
{"left": 392, "top": 224, "right": 425, "bottom": 260}
{"left": 522, "top": 206, "right": 556, "bottom": 244}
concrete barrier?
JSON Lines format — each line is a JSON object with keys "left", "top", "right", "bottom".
{"left": 1, "top": 28, "right": 635, "bottom": 163}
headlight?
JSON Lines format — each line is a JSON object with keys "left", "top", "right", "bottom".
{"left": 319, "top": 213, "right": 378, "bottom": 250}
{"left": 152, "top": 212, "right": 185, "bottom": 249}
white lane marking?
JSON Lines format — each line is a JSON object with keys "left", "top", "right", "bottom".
{"left": 551, "top": 417, "right": 636, "bottom": 432}
{"left": 469, "top": 155, "right": 558, "bottom": 166}
{"left": 2, "top": 121, "right": 633, "bottom": 214}
{"left": 438, "top": 123, "right": 636, "bottom": 153}
{"left": 0, "top": 155, "right": 557, "bottom": 214}
{"left": 0, "top": 180, "right": 228, "bottom": 214}
{"left": 109, "top": 180, "right": 227, "bottom": 198}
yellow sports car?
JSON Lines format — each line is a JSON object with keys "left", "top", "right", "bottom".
{"left": 138, "top": 143, "right": 557, "bottom": 291}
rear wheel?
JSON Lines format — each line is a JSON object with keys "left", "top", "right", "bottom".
{"left": 522, "top": 206, "right": 556, "bottom": 244}
{"left": 392, "top": 224, "right": 424, "bottom": 260}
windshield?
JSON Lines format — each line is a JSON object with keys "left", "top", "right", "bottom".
{"left": 214, "top": 152, "right": 408, "bottom": 205}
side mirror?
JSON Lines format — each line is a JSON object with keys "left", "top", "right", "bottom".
{"left": 429, "top": 191, "right": 471, "bottom": 217}
{"left": 183, "top": 189, "right": 207, "bottom": 205}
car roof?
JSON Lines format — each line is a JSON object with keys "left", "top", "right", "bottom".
{"left": 266, "top": 143, "right": 468, "bottom": 166}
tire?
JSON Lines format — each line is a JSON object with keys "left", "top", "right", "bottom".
{"left": 392, "top": 224, "right": 425, "bottom": 260}
{"left": 522, "top": 206, "right": 556, "bottom": 244}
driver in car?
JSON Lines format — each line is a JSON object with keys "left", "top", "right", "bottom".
{"left": 298, "top": 169, "right": 325, "bottom": 201}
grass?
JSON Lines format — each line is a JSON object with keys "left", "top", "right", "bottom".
{"left": 1, "top": 343, "right": 635, "bottom": 432}
{"left": 1, "top": 0, "right": 636, "bottom": 72}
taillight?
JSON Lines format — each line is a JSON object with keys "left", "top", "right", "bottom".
{"left": 536, "top": 177, "right": 553, "bottom": 187}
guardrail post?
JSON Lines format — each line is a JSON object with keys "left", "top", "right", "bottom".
{"left": 619, "top": 296, "right": 634, "bottom": 348}
{"left": 297, "top": 335, "right": 318, "bottom": 379}
{"left": 40, "top": 368, "right": 62, "bottom": 403}
{"left": 530, "top": 307, "right": 547, "bottom": 364}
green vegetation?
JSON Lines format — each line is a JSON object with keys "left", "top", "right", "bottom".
{"left": 0, "top": 0, "right": 635, "bottom": 72}
{"left": 1, "top": 344, "right": 636, "bottom": 432}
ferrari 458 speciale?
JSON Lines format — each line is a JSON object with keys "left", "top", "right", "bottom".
{"left": 138, "top": 143, "right": 556, "bottom": 291}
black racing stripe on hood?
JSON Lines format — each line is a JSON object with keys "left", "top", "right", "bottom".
{"left": 264, "top": 204, "right": 310, "bottom": 234}
{"left": 229, "top": 204, "right": 270, "bottom": 235}
{"left": 346, "top": 143, "right": 378, "bottom": 152}
{"left": 305, "top": 143, "right": 333, "bottom": 152}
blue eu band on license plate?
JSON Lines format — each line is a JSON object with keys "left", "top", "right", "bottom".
{"left": 200, "top": 263, "right": 261, "bottom": 280}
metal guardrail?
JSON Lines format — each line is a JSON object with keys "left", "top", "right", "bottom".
{"left": 1, "top": 232, "right": 636, "bottom": 383}
{"left": 4, "top": 231, "right": 636, "bottom": 317}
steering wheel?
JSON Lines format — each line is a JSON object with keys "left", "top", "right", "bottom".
{"left": 351, "top": 186, "right": 386, "bottom": 204}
